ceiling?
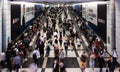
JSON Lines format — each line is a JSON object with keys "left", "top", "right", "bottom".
{"left": 10, "top": 0, "right": 109, "bottom": 5}
{"left": 11, "top": 0, "right": 107, "bottom": 3}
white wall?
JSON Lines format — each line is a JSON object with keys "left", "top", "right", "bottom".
{"left": 116, "top": 0, "right": 120, "bottom": 63}
{"left": 2, "top": 0, "right": 11, "bottom": 51}
{"left": 0, "top": 0, "right": 2, "bottom": 53}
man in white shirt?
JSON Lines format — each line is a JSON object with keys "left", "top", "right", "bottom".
{"left": 0, "top": 52, "right": 6, "bottom": 67}
{"left": 40, "top": 36, "right": 44, "bottom": 43}
{"left": 33, "top": 48, "right": 40, "bottom": 64}
{"left": 112, "top": 48, "right": 118, "bottom": 67}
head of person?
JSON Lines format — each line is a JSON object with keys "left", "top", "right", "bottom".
{"left": 83, "top": 51, "right": 85, "bottom": 55}
{"left": 61, "top": 49, "right": 63, "bottom": 51}
{"left": 110, "top": 56, "right": 113, "bottom": 61}
{"left": 113, "top": 48, "right": 116, "bottom": 50}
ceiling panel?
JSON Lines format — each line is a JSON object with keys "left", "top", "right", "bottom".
{"left": 11, "top": 0, "right": 105, "bottom": 2}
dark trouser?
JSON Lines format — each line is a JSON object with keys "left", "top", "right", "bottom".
{"left": 7, "top": 61, "right": 12, "bottom": 72}
{"left": 63, "top": 30, "right": 65, "bottom": 36}
{"left": 0, "top": 60, "right": 5, "bottom": 68}
{"left": 60, "top": 32, "right": 62, "bottom": 37}
{"left": 99, "top": 68, "right": 102, "bottom": 72}
{"left": 89, "top": 41, "right": 92, "bottom": 49}
{"left": 81, "top": 68, "right": 85, "bottom": 72}
{"left": 113, "top": 57, "right": 117, "bottom": 67}
{"left": 109, "top": 70, "right": 114, "bottom": 72}
{"left": 33, "top": 58, "right": 38, "bottom": 64}
{"left": 59, "top": 41, "right": 62, "bottom": 46}
{"left": 60, "top": 58, "right": 64, "bottom": 63}
{"left": 65, "top": 47, "right": 68, "bottom": 56}
{"left": 14, "top": 64, "right": 20, "bottom": 72}
{"left": 41, "top": 50, "right": 44, "bottom": 57}
{"left": 46, "top": 50, "right": 50, "bottom": 57}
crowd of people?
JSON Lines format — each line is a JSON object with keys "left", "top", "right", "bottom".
{"left": 71, "top": 7, "right": 119, "bottom": 72}
{"left": 0, "top": 5, "right": 119, "bottom": 72}
{"left": 0, "top": 7, "right": 48, "bottom": 72}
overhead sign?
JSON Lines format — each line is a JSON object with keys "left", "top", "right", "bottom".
{"left": 82, "top": 3, "right": 97, "bottom": 26}
{"left": 87, "top": 3, "right": 97, "bottom": 26}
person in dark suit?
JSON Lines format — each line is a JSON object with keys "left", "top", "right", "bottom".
{"left": 6, "top": 49, "right": 12, "bottom": 72}
{"left": 107, "top": 57, "right": 115, "bottom": 72}
{"left": 98, "top": 53, "right": 105, "bottom": 72}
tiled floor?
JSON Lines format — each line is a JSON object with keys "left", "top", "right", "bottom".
{"left": 1, "top": 68, "right": 120, "bottom": 72}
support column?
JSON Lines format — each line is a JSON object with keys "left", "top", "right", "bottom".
{"left": 2, "top": 0, "right": 11, "bottom": 52}
{"left": 116, "top": 0, "right": 120, "bottom": 63}
{"left": 107, "top": 0, "right": 115, "bottom": 54}
{"left": 0, "top": 0, "right": 2, "bottom": 53}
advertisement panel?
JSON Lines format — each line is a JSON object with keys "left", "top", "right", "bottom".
{"left": 75, "top": 4, "right": 82, "bottom": 16}
{"left": 20, "top": 3, "right": 35, "bottom": 30}
{"left": 97, "top": 4, "right": 107, "bottom": 42}
{"left": 82, "top": 3, "right": 86, "bottom": 19}
{"left": 11, "top": 4, "right": 21, "bottom": 40}
{"left": 24, "top": 3, "right": 34, "bottom": 23}
{"left": 87, "top": 3, "right": 97, "bottom": 26}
